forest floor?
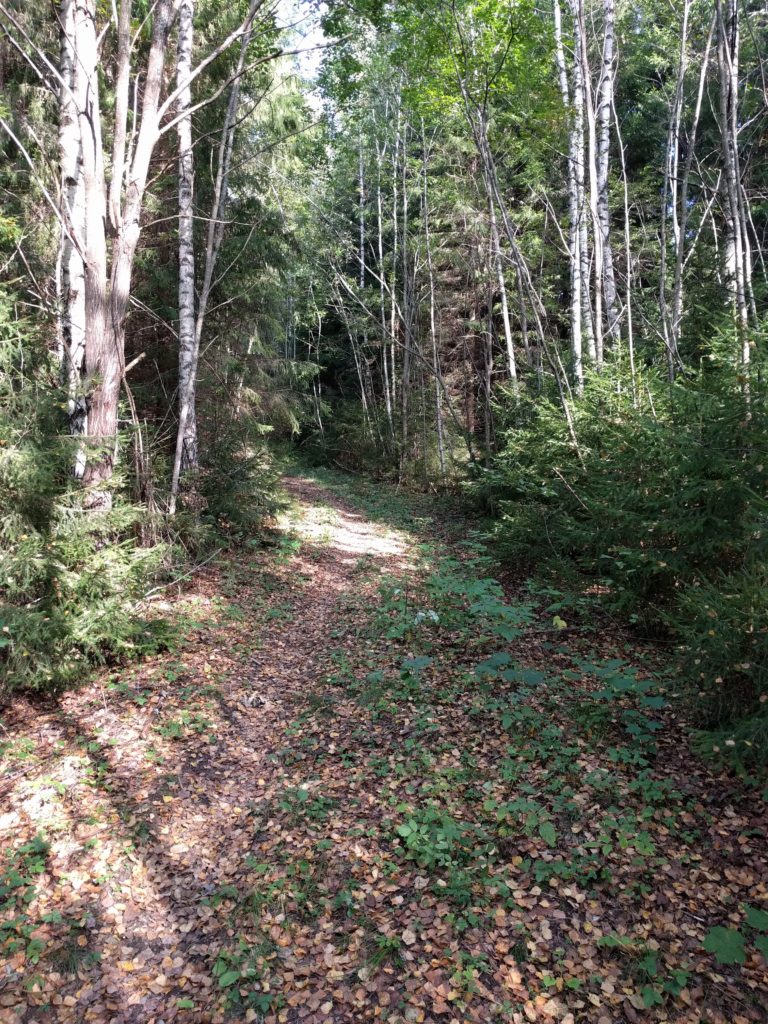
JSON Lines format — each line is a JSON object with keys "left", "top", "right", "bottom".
{"left": 1, "top": 469, "right": 767, "bottom": 1024}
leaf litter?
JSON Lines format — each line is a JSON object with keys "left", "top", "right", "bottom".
{"left": 0, "top": 473, "right": 766, "bottom": 1023}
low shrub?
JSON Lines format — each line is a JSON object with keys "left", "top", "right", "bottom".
{"left": 0, "top": 298, "right": 175, "bottom": 695}
{"left": 479, "top": 352, "right": 768, "bottom": 765}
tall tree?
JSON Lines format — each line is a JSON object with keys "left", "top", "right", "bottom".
{"left": 595, "top": 0, "right": 618, "bottom": 345}
{"left": 717, "top": 0, "right": 753, "bottom": 367}
{"left": 553, "top": 0, "right": 583, "bottom": 389}
{"left": 169, "top": 0, "right": 266, "bottom": 510}
{"left": 174, "top": 0, "right": 196, "bottom": 504}
{"left": 57, "top": 0, "right": 87, "bottom": 473}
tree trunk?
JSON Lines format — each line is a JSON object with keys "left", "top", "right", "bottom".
{"left": 400, "top": 121, "right": 412, "bottom": 462}
{"left": 75, "top": 0, "right": 111, "bottom": 503}
{"left": 659, "top": 0, "right": 690, "bottom": 380}
{"left": 75, "top": 0, "right": 176, "bottom": 505}
{"left": 390, "top": 92, "right": 401, "bottom": 416}
{"left": 169, "top": 0, "right": 196, "bottom": 515}
{"left": 375, "top": 139, "right": 394, "bottom": 439}
{"left": 170, "top": 0, "right": 261, "bottom": 509}
{"left": 572, "top": 0, "right": 602, "bottom": 365}
{"left": 596, "top": 0, "right": 618, "bottom": 346}
{"left": 484, "top": 260, "right": 494, "bottom": 464}
{"left": 358, "top": 134, "right": 365, "bottom": 288}
{"left": 671, "top": 12, "right": 716, "bottom": 356}
{"left": 553, "top": 0, "right": 583, "bottom": 391}
{"left": 58, "top": 0, "right": 88, "bottom": 475}
{"left": 311, "top": 309, "right": 324, "bottom": 437}
{"left": 488, "top": 196, "right": 516, "bottom": 384}
{"left": 108, "top": 0, "right": 131, "bottom": 234}
{"left": 422, "top": 126, "right": 446, "bottom": 476}
{"left": 717, "top": 0, "right": 752, "bottom": 367}
{"left": 569, "top": 0, "right": 595, "bottom": 364}
{"left": 612, "top": 97, "right": 637, "bottom": 404}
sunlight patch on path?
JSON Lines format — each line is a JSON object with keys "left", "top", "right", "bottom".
{"left": 278, "top": 475, "right": 413, "bottom": 567}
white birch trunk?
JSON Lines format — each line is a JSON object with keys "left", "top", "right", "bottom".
{"left": 390, "top": 94, "right": 401, "bottom": 414}
{"left": 717, "top": 0, "right": 751, "bottom": 365}
{"left": 401, "top": 122, "right": 412, "bottom": 453}
{"left": 58, "top": 0, "right": 88, "bottom": 474}
{"left": 359, "top": 134, "right": 365, "bottom": 288}
{"left": 553, "top": 0, "right": 583, "bottom": 391}
{"left": 489, "top": 199, "right": 516, "bottom": 383}
{"left": 375, "top": 140, "right": 394, "bottom": 438}
{"left": 596, "top": 0, "right": 618, "bottom": 345}
{"left": 170, "top": 0, "right": 261, "bottom": 509}
{"left": 659, "top": 0, "right": 690, "bottom": 379}
{"left": 484, "top": 251, "right": 494, "bottom": 461}
{"left": 169, "top": 0, "right": 196, "bottom": 514}
{"left": 573, "top": 0, "right": 603, "bottom": 365}
{"left": 570, "top": 0, "right": 595, "bottom": 363}
{"left": 108, "top": 0, "right": 131, "bottom": 234}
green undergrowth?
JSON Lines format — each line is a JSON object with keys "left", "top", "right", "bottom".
{"left": 473, "top": 358, "right": 768, "bottom": 772}
{"left": 0, "top": 304, "right": 281, "bottom": 698}
{"left": 0, "top": 303, "right": 177, "bottom": 696}
{"left": 284, "top": 457, "right": 768, "bottom": 786}
{"left": 216, "top": 498, "right": 767, "bottom": 1017}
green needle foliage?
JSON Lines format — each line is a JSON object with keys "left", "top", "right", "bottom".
{"left": 480, "top": 354, "right": 768, "bottom": 766}
{"left": 0, "top": 292, "right": 175, "bottom": 694}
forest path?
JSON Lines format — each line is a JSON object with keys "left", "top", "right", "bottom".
{"left": 2, "top": 471, "right": 767, "bottom": 1024}
{"left": 1, "top": 473, "right": 419, "bottom": 1024}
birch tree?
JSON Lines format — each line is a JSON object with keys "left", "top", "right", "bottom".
{"left": 174, "top": 0, "right": 196, "bottom": 502}
{"left": 553, "top": 0, "right": 583, "bottom": 390}
{"left": 569, "top": 0, "right": 596, "bottom": 364}
{"left": 169, "top": 0, "right": 266, "bottom": 511}
{"left": 595, "top": 0, "right": 618, "bottom": 346}
{"left": 659, "top": 0, "right": 691, "bottom": 380}
{"left": 717, "top": 0, "right": 754, "bottom": 367}
{"left": 77, "top": 0, "right": 176, "bottom": 504}
{"left": 0, "top": 0, "right": 265, "bottom": 505}
{"left": 57, "top": 0, "right": 87, "bottom": 475}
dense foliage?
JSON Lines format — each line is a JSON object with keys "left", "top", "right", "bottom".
{"left": 296, "top": 0, "right": 768, "bottom": 768}
{"left": 0, "top": 289, "right": 175, "bottom": 690}
{"left": 1, "top": 0, "right": 767, "bottom": 768}
{"left": 0, "top": 5, "right": 315, "bottom": 694}
{"left": 481, "top": 358, "right": 768, "bottom": 764}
